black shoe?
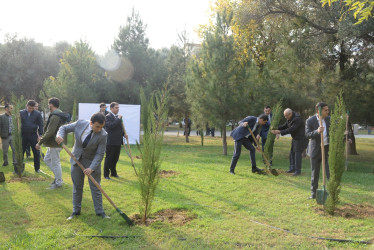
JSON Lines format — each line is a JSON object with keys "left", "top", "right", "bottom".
{"left": 286, "top": 170, "right": 295, "bottom": 173}
{"left": 96, "top": 213, "right": 110, "bottom": 219}
{"left": 252, "top": 167, "right": 264, "bottom": 173}
{"left": 229, "top": 171, "right": 235, "bottom": 175}
{"left": 2, "top": 162, "right": 8, "bottom": 167}
{"left": 111, "top": 175, "right": 120, "bottom": 178}
{"left": 67, "top": 211, "right": 81, "bottom": 220}
{"left": 292, "top": 172, "right": 301, "bottom": 176}
{"left": 104, "top": 176, "right": 111, "bottom": 180}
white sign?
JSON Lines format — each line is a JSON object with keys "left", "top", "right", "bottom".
{"left": 78, "top": 103, "right": 140, "bottom": 144}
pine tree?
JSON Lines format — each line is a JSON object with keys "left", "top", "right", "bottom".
{"left": 325, "top": 93, "right": 347, "bottom": 215}
{"left": 263, "top": 101, "right": 283, "bottom": 164}
{"left": 11, "top": 94, "right": 26, "bottom": 177}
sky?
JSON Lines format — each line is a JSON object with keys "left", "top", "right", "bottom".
{"left": 0, "top": 0, "right": 212, "bottom": 55}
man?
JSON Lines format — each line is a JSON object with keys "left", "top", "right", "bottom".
{"left": 56, "top": 112, "right": 109, "bottom": 220}
{"left": 305, "top": 102, "right": 330, "bottom": 199}
{"left": 36, "top": 98, "right": 69, "bottom": 189}
{"left": 0, "top": 104, "right": 17, "bottom": 170}
{"left": 99, "top": 103, "right": 109, "bottom": 116}
{"left": 257, "top": 106, "right": 272, "bottom": 165}
{"left": 271, "top": 108, "right": 308, "bottom": 176}
{"left": 103, "top": 102, "right": 125, "bottom": 180}
{"left": 229, "top": 114, "right": 268, "bottom": 175}
{"left": 20, "top": 100, "right": 43, "bottom": 172}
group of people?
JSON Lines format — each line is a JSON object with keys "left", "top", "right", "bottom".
{"left": 1, "top": 99, "right": 128, "bottom": 220}
{"left": 229, "top": 102, "right": 334, "bottom": 199}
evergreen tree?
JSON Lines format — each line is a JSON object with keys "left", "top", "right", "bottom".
{"left": 263, "top": 101, "right": 283, "bottom": 164}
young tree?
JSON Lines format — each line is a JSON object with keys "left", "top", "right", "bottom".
{"left": 136, "top": 87, "right": 168, "bottom": 223}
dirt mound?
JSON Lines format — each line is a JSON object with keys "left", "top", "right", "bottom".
{"left": 159, "top": 170, "right": 179, "bottom": 178}
{"left": 8, "top": 177, "right": 46, "bottom": 183}
{"left": 131, "top": 208, "right": 196, "bottom": 226}
{"left": 315, "top": 203, "right": 374, "bottom": 219}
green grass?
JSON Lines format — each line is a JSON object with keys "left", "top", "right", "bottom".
{"left": 0, "top": 135, "right": 373, "bottom": 249}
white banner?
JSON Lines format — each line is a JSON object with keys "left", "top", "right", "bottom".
{"left": 78, "top": 103, "right": 140, "bottom": 144}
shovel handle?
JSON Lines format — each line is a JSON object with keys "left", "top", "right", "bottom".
{"left": 247, "top": 126, "right": 272, "bottom": 169}
{"left": 121, "top": 119, "right": 138, "bottom": 176}
{"left": 318, "top": 107, "right": 326, "bottom": 186}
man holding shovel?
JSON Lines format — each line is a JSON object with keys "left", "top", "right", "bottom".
{"left": 305, "top": 102, "right": 330, "bottom": 199}
{"left": 229, "top": 114, "right": 268, "bottom": 175}
{"left": 56, "top": 112, "right": 109, "bottom": 220}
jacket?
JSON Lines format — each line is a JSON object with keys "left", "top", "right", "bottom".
{"left": 105, "top": 113, "right": 124, "bottom": 146}
{"left": 230, "top": 116, "right": 259, "bottom": 141}
{"left": 278, "top": 112, "right": 308, "bottom": 151}
{"left": 20, "top": 109, "right": 43, "bottom": 135}
{"left": 0, "top": 113, "right": 11, "bottom": 138}
{"left": 305, "top": 115, "right": 330, "bottom": 158}
{"left": 38, "top": 109, "right": 69, "bottom": 147}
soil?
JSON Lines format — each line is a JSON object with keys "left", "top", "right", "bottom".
{"left": 315, "top": 203, "right": 374, "bottom": 219}
{"left": 130, "top": 208, "right": 196, "bottom": 226}
{"left": 8, "top": 176, "right": 46, "bottom": 183}
{"left": 159, "top": 170, "right": 179, "bottom": 178}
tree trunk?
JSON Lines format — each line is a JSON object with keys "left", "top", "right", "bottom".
{"left": 347, "top": 122, "right": 358, "bottom": 155}
{"left": 222, "top": 126, "right": 227, "bottom": 155}
{"left": 184, "top": 116, "right": 189, "bottom": 143}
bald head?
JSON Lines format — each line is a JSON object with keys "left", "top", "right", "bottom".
{"left": 284, "top": 108, "right": 293, "bottom": 120}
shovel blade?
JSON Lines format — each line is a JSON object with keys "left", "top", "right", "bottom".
{"left": 316, "top": 188, "right": 328, "bottom": 205}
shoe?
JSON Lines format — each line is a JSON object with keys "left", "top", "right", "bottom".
{"left": 229, "top": 171, "right": 235, "bottom": 175}
{"left": 35, "top": 170, "right": 41, "bottom": 173}
{"left": 292, "top": 172, "right": 301, "bottom": 176}
{"left": 96, "top": 213, "right": 110, "bottom": 219}
{"left": 67, "top": 211, "right": 80, "bottom": 220}
{"left": 48, "top": 184, "right": 62, "bottom": 189}
{"left": 111, "top": 175, "right": 120, "bottom": 178}
{"left": 286, "top": 170, "right": 295, "bottom": 173}
{"left": 2, "top": 162, "right": 8, "bottom": 167}
{"left": 308, "top": 194, "right": 316, "bottom": 199}
{"left": 105, "top": 176, "right": 111, "bottom": 180}
{"left": 252, "top": 167, "right": 264, "bottom": 173}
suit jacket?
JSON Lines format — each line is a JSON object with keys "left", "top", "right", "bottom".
{"left": 305, "top": 115, "right": 330, "bottom": 158}
{"left": 278, "top": 112, "right": 308, "bottom": 151}
{"left": 105, "top": 113, "right": 124, "bottom": 146}
{"left": 230, "top": 116, "right": 259, "bottom": 141}
{"left": 57, "top": 120, "right": 107, "bottom": 172}
{"left": 20, "top": 109, "right": 43, "bottom": 135}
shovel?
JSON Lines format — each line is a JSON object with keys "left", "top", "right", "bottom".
{"left": 121, "top": 119, "right": 138, "bottom": 177}
{"left": 345, "top": 111, "right": 349, "bottom": 171}
{"left": 61, "top": 143, "right": 133, "bottom": 225}
{"left": 316, "top": 107, "right": 328, "bottom": 205}
{"left": 247, "top": 126, "right": 278, "bottom": 176}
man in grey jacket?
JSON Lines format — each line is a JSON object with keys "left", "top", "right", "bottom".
{"left": 56, "top": 112, "right": 109, "bottom": 220}
{"left": 0, "top": 104, "right": 16, "bottom": 169}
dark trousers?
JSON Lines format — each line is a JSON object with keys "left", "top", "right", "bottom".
{"left": 104, "top": 145, "right": 121, "bottom": 177}
{"left": 310, "top": 145, "right": 330, "bottom": 195}
{"left": 22, "top": 133, "right": 40, "bottom": 171}
{"left": 230, "top": 138, "right": 256, "bottom": 172}
{"left": 289, "top": 149, "right": 303, "bottom": 174}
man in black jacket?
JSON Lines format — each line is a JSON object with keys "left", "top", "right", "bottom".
{"left": 103, "top": 102, "right": 125, "bottom": 179}
{"left": 20, "top": 100, "right": 43, "bottom": 172}
{"left": 271, "top": 108, "right": 308, "bottom": 176}
{"left": 0, "top": 104, "right": 16, "bottom": 169}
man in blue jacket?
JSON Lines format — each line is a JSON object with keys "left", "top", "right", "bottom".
{"left": 20, "top": 100, "right": 43, "bottom": 173}
{"left": 229, "top": 114, "right": 269, "bottom": 175}
{"left": 257, "top": 106, "right": 273, "bottom": 165}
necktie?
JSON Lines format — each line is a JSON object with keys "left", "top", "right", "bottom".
{"left": 82, "top": 130, "right": 92, "bottom": 148}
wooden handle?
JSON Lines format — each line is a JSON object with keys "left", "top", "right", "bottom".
{"left": 247, "top": 126, "right": 271, "bottom": 168}
{"left": 61, "top": 143, "right": 118, "bottom": 210}
{"left": 318, "top": 108, "right": 326, "bottom": 186}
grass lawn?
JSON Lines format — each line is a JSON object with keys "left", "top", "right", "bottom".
{"left": 0, "top": 135, "right": 373, "bottom": 249}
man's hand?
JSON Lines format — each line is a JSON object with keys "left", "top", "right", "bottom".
{"left": 83, "top": 168, "right": 92, "bottom": 176}
{"left": 37, "top": 136, "right": 41, "bottom": 142}
{"left": 242, "top": 122, "right": 248, "bottom": 127}
{"left": 318, "top": 126, "right": 324, "bottom": 134}
{"left": 118, "top": 115, "right": 123, "bottom": 120}
{"left": 271, "top": 130, "right": 281, "bottom": 135}
{"left": 55, "top": 136, "right": 64, "bottom": 144}
{"left": 256, "top": 146, "right": 262, "bottom": 152}
{"left": 256, "top": 135, "right": 260, "bottom": 141}
{"left": 35, "top": 144, "right": 40, "bottom": 150}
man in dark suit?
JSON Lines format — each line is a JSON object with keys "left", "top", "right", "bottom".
{"left": 56, "top": 112, "right": 109, "bottom": 219}
{"left": 229, "top": 114, "right": 269, "bottom": 175}
{"left": 271, "top": 108, "right": 308, "bottom": 176}
{"left": 103, "top": 102, "right": 125, "bottom": 180}
{"left": 20, "top": 100, "right": 43, "bottom": 172}
{"left": 257, "top": 105, "right": 273, "bottom": 165}
{"left": 305, "top": 102, "right": 330, "bottom": 199}
{"left": 99, "top": 103, "right": 109, "bottom": 116}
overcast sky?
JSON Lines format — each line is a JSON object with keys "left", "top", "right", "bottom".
{"left": 0, "top": 0, "right": 212, "bottom": 55}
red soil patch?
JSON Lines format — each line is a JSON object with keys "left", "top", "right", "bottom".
{"left": 130, "top": 208, "right": 196, "bottom": 226}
